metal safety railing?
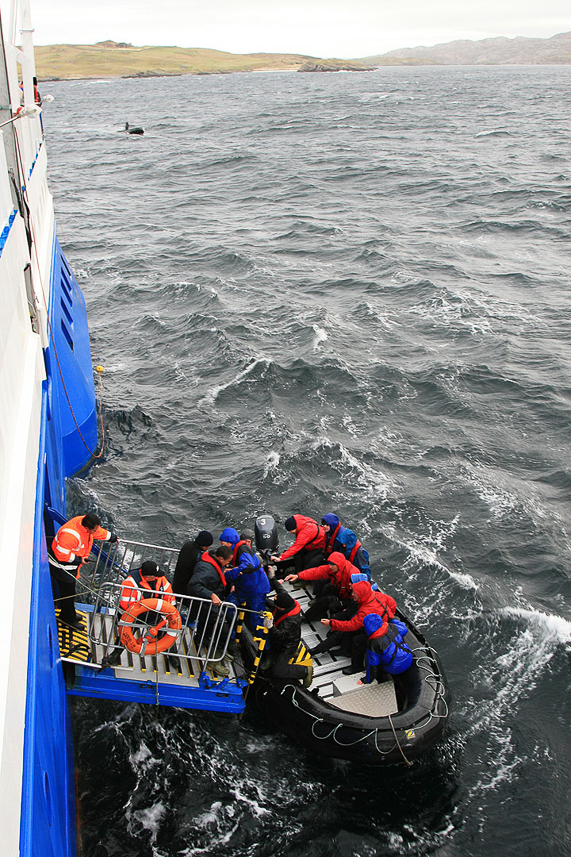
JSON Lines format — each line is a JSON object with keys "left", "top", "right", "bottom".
{"left": 77, "top": 538, "right": 237, "bottom": 673}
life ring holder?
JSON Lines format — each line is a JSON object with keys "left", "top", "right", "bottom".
{"left": 119, "top": 597, "right": 181, "bottom": 656}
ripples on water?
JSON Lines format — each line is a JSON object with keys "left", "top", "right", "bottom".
{"left": 46, "top": 65, "right": 571, "bottom": 856}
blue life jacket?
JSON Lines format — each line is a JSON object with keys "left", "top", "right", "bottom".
{"left": 364, "top": 615, "right": 413, "bottom": 678}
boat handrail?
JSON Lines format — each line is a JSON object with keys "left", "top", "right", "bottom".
{"left": 79, "top": 537, "right": 237, "bottom": 668}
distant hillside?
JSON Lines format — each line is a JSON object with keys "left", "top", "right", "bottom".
{"left": 34, "top": 31, "right": 571, "bottom": 80}
{"left": 35, "top": 41, "right": 319, "bottom": 80}
{"left": 365, "top": 31, "right": 571, "bottom": 65}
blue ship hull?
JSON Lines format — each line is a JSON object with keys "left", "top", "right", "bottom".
{"left": 21, "top": 234, "right": 98, "bottom": 857}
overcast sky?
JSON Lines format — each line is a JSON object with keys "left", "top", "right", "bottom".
{"left": 2, "top": 0, "right": 570, "bottom": 58}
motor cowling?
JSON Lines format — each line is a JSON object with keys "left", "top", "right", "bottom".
{"left": 255, "top": 515, "right": 279, "bottom": 560}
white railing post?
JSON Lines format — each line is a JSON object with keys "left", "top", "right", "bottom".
{"left": 0, "top": 130, "right": 15, "bottom": 228}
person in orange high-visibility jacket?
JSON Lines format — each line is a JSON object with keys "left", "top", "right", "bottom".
{"left": 49, "top": 513, "right": 118, "bottom": 627}
{"left": 119, "top": 560, "right": 175, "bottom": 611}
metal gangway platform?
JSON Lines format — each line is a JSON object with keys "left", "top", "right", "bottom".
{"left": 55, "top": 537, "right": 248, "bottom": 714}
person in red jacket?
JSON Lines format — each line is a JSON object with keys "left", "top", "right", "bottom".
{"left": 284, "top": 551, "right": 357, "bottom": 621}
{"left": 270, "top": 515, "right": 326, "bottom": 574}
{"left": 320, "top": 580, "right": 397, "bottom": 674}
{"left": 49, "top": 512, "right": 118, "bottom": 627}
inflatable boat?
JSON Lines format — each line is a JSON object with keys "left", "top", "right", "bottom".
{"left": 238, "top": 516, "right": 449, "bottom": 766}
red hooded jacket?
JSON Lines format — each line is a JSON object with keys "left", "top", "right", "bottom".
{"left": 330, "top": 580, "right": 396, "bottom": 634}
{"left": 298, "top": 551, "right": 358, "bottom": 600}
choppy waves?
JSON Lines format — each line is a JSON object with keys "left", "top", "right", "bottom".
{"left": 45, "top": 64, "right": 571, "bottom": 857}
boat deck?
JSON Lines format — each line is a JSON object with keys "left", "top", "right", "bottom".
{"left": 289, "top": 585, "right": 399, "bottom": 717}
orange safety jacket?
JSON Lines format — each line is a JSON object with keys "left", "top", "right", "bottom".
{"left": 51, "top": 516, "right": 112, "bottom": 576}
{"left": 119, "top": 572, "right": 175, "bottom": 611}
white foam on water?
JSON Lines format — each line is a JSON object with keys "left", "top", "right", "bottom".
{"left": 130, "top": 802, "right": 166, "bottom": 844}
{"left": 464, "top": 603, "right": 571, "bottom": 803}
{"left": 409, "top": 291, "right": 492, "bottom": 337}
{"left": 199, "top": 357, "right": 269, "bottom": 405}
{"left": 314, "top": 438, "right": 393, "bottom": 500}
{"left": 475, "top": 129, "right": 512, "bottom": 137}
{"left": 263, "top": 450, "right": 280, "bottom": 479}
{"left": 500, "top": 605, "right": 571, "bottom": 645}
{"left": 229, "top": 783, "right": 272, "bottom": 818}
{"left": 394, "top": 516, "right": 478, "bottom": 590}
{"left": 312, "top": 323, "right": 328, "bottom": 350}
{"left": 194, "top": 801, "right": 223, "bottom": 828}
{"left": 131, "top": 742, "right": 154, "bottom": 766}
{"left": 364, "top": 303, "right": 401, "bottom": 329}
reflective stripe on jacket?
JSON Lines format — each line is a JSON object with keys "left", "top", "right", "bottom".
{"left": 119, "top": 570, "right": 174, "bottom": 611}
{"left": 52, "top": 516, "right": 111, "bottom": 565}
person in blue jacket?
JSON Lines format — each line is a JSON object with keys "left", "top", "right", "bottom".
{"left": 363, "top": 613, "right": 413, "bottom": 683}
{"left": 321, "top": 513, "right": 370, "bottom": 578}
{"left": 221, "top": 527, "right": 271, "bottom": 629}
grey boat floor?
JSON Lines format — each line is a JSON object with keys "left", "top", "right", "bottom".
{"left": 294, "top": 584, "right": 399, "bottom": 716}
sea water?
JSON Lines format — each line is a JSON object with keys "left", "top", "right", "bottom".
{"left": 44, "top": 65, "right": 571, "bottom": 857}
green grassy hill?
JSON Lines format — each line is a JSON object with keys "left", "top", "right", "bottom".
{"left": 35, "top": 41, "right": 320, "bottom": 79}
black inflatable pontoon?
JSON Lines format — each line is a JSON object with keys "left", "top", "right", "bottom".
{"left": 239, "top": 515, "right": 449, "bottom": 766}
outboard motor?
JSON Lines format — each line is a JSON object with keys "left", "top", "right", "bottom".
{"left": 255, "top": 514, "right": 279, "bottom": 563}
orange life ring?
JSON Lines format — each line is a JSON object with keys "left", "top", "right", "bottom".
{"left": 119, "top": 597, "right": 181, "bottom": 655}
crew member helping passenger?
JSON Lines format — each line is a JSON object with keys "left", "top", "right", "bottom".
{"left": 261, "top": 588, "right": 313, "bottom": 688}
{"left": 187, "top": 545, "right": 235, "bottom": 676}
{"left": 49, "top": 513, "right": 118, "bottom": 627}
{"left": 223, "top": 527, "right": 271, "bottom": 629}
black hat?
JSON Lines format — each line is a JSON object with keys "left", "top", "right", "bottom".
{"left": 196, "top": 530, "right": 214, "bottom": 547}
{"left": 240, "top": 528, "right": 255, "bottom": 541}
{"left": 284, "top": 516, "right": 296, "bottom": 531}
{"left": 274, "top": 590, "right": 295, "bottom": 611}
{"left": 141, "top": 560, "right": 158, "bottom": 577}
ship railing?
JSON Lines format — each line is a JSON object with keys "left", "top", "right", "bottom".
{"left": 4, "top": 3, "right": 44, "bottom": 175}
{"left": 88, "top": 583, "right": 237, "bottom": 672}
{"left": 0, "top": 131, "right": 16, "bottom": 229}
{"left": 79, "top": 538, "right": 237, "bottom": 671}
{"left": 84, "top": 537, "right": 179, "bottom": 593}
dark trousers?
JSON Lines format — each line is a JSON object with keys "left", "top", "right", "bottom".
{"left": 196, "top": 609, "right": 235, "bottom": 654}
{"left": 304, "top": 594, "right": 344, "bottom": 622}
{"left": 49, "top": 561, "right": 79, "bottom": 624}
{"left": 270, "top": 648, "right": 307, "bottom": 680}
{"left": 275, "top": 548, "right": 324, "bottom": 576}
{"left": 349, "top": 631, "right": 368, "bottom": 671}
{"left": 294, "top": 548, "right": 324, "bottom": 573}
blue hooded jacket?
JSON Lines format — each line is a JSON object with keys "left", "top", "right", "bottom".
{"left": 219, "top": 527, "right": 240, "bottom": 545}
{"left": 363, "top": 614, "right": 413, "bottom": 678}
{"left": 225, "top": 543, "right": 271, "bottom": 600}
{"left": 336, "top": 529, "right": 370, "bottom": 578}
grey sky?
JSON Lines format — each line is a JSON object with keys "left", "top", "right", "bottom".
{"left": 2, "top": 0, "right": 570, "bottom": 57}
